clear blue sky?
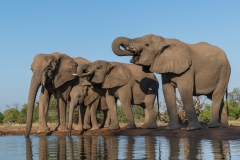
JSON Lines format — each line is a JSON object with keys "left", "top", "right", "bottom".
{"left": 0, "top": 1, "right": 240, "bottom": 112}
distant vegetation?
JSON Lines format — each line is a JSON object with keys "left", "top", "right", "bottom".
{"left": 1, "top": 88, "right": 240, "bottom": 126}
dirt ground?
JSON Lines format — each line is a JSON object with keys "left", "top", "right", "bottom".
{"left": 1, "top": 121, "right": 240, "bottom": 140}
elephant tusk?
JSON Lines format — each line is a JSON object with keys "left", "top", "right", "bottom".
{"left": 82, "top": 71, "right": 91, "bottom": 76}
{"left": 72, "top": 73, "right": 78, "bottom": 76}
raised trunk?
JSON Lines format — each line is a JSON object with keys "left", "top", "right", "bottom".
{"left": 25, "top": 75, "right": 41, "bottom": 137}
{"left": 112, "top": 37, "right": 134, "bottom": 56}
{"left": 68, "top": 102, "right": 75, "bottom": 136}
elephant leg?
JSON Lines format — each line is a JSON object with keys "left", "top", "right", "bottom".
{"left": 90, "top": 99, "right": 100, "bottom": 130}
{"left": 209, "top": 83, "right": 227, "bottom": 128}
{"left": 103, "top": 110, "right": 110, "bottom": 128}
{"left": 220, "top": 100, "right": 229, "bottom": 127}
{"left": 163, "top": 83, "right": 181, "bottom": 129}
{"left": 106, "top": 91, "right": 120, "bottom": 129}
{"left": 119, "top": 93, "right": 136, "bottom": 129}
{"left": 178, "top": 82, "right": 201, "bottom": 130}
{"left": 56, "top": 97, "right": 67, "bottom": 130}
{"left": 37, "top": 87, "right": 51, "bottom": 133}
{"left": 141, "top": 94, "right": 157, "bottom": 129}
{"left": 74, "top": 104, "right": 85, "bottom": 131}
{"left": 83, "top": 105, "right": 91, "bottom": 129}
{"left": 56, "top": 85, "right": 72, "bottom": 131}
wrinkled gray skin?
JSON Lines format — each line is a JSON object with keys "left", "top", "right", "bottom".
{"left": 112, "top": 34, "right": 231, "bottom": 130}
{"left": 77, "top": 60, "right": 159, "bottom": 129}
{"left": 68, "top": 82, "right": 110, "bottom": 135}
{"left": 26, "top": 52, "right": 89, "bottom": 137}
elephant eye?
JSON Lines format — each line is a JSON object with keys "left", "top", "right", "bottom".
{"left": 145, "top": 43, "right": 149, "bottom": 46}
{"left": 96, "top": 66, "right": 101, "bottom": 69}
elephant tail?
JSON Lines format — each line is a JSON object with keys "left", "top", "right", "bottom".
{"left": 226, "top": 88, "right": 229, "bottom": 116}
{"left": 156, "top": 92, "right": 161, "bottom": 121}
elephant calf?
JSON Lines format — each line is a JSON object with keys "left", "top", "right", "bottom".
{"left": 76, "top": 60, "right": 159, "bottom": 129}
{"left": 68, "top": 80, "right": 110, "bottom": 135}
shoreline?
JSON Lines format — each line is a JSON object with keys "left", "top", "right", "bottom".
{"left": 1, "top": 122, "right": 240, "bottom": 140}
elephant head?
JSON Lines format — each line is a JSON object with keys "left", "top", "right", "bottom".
{"left": 112, "top": 34, "right": 192, "bottom": 74}
{"left": 26, "top": 52, "right": 77, "bottom": 137}
{"left": 78, "top": 60, "right": 131, "bottom": 89}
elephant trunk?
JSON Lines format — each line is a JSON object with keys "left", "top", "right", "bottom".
{"left": 68, "top": 102, "right": 75, "bottom": 136}
{"left": 25, "top": 75, "right": 41, "bottom": 137}
{"left": 81, "top": 65, "right": 95, "bottom": 77}
{"left": 74, "top": 64, "right": 92, "bottom": 78}
{"left": 112, "top": 37, "right": 134, "bottom": 56}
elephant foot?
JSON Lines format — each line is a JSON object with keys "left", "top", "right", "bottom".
{"left": 141, "top": 122, "right": 157, "bottom": 129}
{"left": 37, "top": 126, "right": 50, "bottom": 133}
{"left": 104, "top": 124, "right": 110, "bottom": 128}
{"left": 100, "top": 124, "right": 109, "bottom": 128}
{"left": 91, "top": 125, "right": 99, "bottom": 130}
{"left": 56, "top": 125, "right": 68, "bottom": 131}
{"left": 165, "top": 123, "right": 181, "bottom": 130}
{"left": 208, "top": 121, "right": 221, "bottom": 128}
{"left": 83, "top": 124, "right": 91, "bottom": 130}
{"left": 125, "top": 123, "right": 136, "bottom": 129}
{"left": 74, "top": 125, "right": 83, "bottom": 131}
{"left": 109, "top": 123, "right": 120, "bottom": 130}
{"left": 186, "top": 122, "right": 201, "bottom": 131}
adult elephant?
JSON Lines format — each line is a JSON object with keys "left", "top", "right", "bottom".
{"left": 26, "top": 52, "right": 89, "bottom": 137}
{"left": 112, "top": 34, "right": 231, "bottom": 130}
{"left": 76, "top": 60, "right": 159, "bottom": 129}
{"left": 68, "top": 82, "right": 110, "bottom": 135}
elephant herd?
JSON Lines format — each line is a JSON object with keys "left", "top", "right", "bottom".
{"left": 25, "top": 34, "right": 231, "bottom": 137}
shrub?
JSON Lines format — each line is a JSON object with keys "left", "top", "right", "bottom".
{"left": 0, "top": 112, "right": 4, "bottom": 124}
{"left": 198, "top": 104, "right": 211, "bottom": 124}
{"left": 3, "top": 108, "right": 20, "bottom": 126}
{"left": 228, "top": 105, "right": 240, "bottom": 120}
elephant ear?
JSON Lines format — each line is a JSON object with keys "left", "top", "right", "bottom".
{"left": 149, "top": 43, "right": 191, "bottom": 74}
{"left": 84, "top": 86, "right": 99, "bottom": 106}
{"left": 102, "top": 63, "right": 131, "bottom": 88}
{"left": 53, "top": 53, "right": 78, "bottom": 88}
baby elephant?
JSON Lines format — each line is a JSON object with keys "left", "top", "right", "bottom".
{"left": 77, "top": 60, "right": 159, "bottom": 129}
{"left": 68, "top": 81, "right": 110, "bottom": 135}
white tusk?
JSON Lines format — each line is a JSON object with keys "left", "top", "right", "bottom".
{"left": 72, "top": 73, "right": 78, "bottom": 76}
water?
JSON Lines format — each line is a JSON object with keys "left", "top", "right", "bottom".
{"left": 0, "top": 135, "right": 240, "bottom": 159}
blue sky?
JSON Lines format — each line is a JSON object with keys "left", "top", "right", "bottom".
{"left": 0, "top": 1, "right": 240, "bottom": 112}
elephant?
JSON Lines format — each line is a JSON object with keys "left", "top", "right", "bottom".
{"left": 25, "top": 52, "right": 89, "bottom": 137}
{"left": 68, "top": 81, "right": 110, "bottom": 135}
{"left": 76, "top": 60, "right": 159, "bottom": 129}
{"left": 112, "top": 34, "right": 231, "bottom": 130}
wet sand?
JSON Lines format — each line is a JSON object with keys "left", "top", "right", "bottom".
{"left": 1, "top": 122, "right": 240, "bottom": 140}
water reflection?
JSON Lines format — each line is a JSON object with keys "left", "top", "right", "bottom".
{"left": 2, "top": 135, "right": 238, "bottom": 159}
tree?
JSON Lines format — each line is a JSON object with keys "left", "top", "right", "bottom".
{"left": 0, "top": 112, "right": 4, "bottom": 124}
{"left": 228, "top": 87, "right": 240, "bottom": 103}
{"left": 3, "top": 108, "right": 20, "bottom": 126}
{"left": 227, "top": 87, "right": 240, "bottom": 120}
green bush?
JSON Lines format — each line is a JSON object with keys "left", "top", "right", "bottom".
{"left": 117, "top": 104, "right": 127, "bottom": 123}
{"left": 132, "top": 105, "right": 145, "bottom": 123}
{"left": 198, "top": 104, "right": 211, "bottom": 124}
{"left": 0, "top": 112, "right": 4, "bottom": 124}
{"left": 228, "top": 105, "right": 240, "bottom": 120}
{"left": 198, "top": 109, "right": 211, "bottom": 124}
{"left": 3, "top": 108, "right": 20, "bottom": 126}
{"left": 46, "top": 96, "right": 58, "bottom": 123}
